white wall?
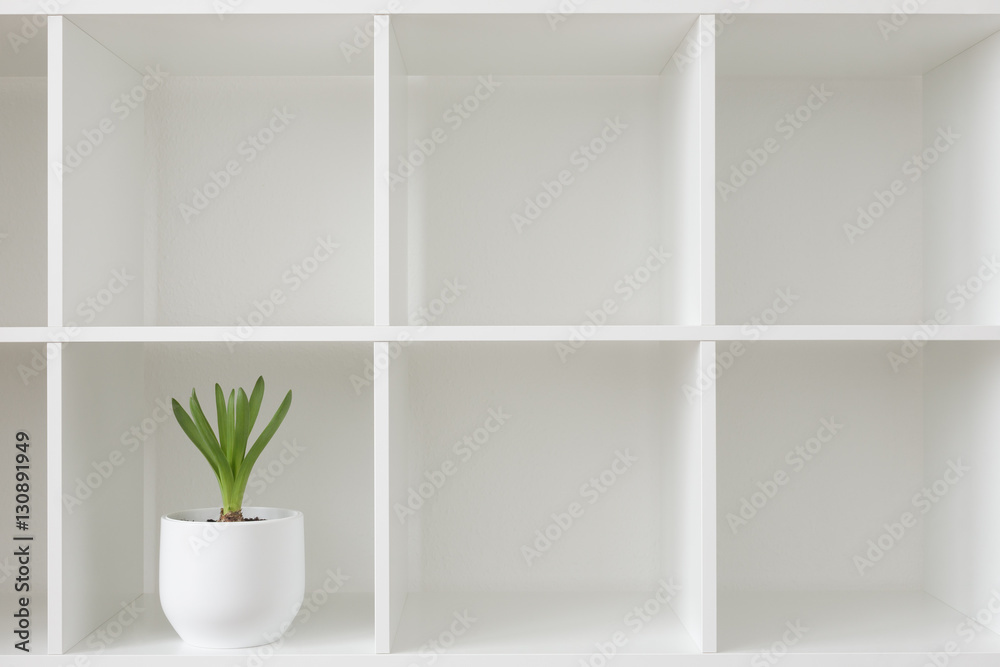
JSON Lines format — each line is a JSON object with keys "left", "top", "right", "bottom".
{"left": 401, "top": 342, "right": 698, "bottom": 592}
{"left": 61, "top": 342, "right": 144, "bottom": 651}
{"left": 0, "top": 79, "right": 47, "bottom": 327}
{"left": 923, "top": 29, "right": 1000, "bottom": 325}
{"left": 406, "top": 76, "right": 688, "bottom": 326}
{"left": 149, "top": 77, "right": 374, "bottom": 327}
{"left": 62, "top": 19, "right": 145, "bottom": 328}
{"left": 924, "top": 343, "right": 1000, "bottom": 634}
{"left": 717, "top": 78, "right": 923, "bottom": 325}
{"left": 718, "top": 342, "right": 923, "bottom": 591}
{"left": 384, "top": 344, "right": 410, "bottom": 649}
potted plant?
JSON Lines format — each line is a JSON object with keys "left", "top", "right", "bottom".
{"left": 159, "top": 376, "right": 301, "bottom": 649}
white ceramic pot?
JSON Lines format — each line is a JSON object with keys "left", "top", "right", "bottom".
{"left": 159, "top": 507, "right": 305, "bottom": 649}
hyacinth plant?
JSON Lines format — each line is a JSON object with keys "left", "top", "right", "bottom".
{"left": 171, "top": 376, "right": 292, "bottom": 522}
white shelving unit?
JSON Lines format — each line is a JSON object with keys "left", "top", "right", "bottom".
{"left": 0, "top": 4, "right": 999, "bottom": 665}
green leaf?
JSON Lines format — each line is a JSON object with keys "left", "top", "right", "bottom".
{"left": 189, "top": 389, "right": 221, "bottom": 456}
{"left": 215, "top": 384, "right": 229, "bottom": 461}
{"left": 231, "top": 389, "right": 292, "bottom": 506}
{"left": 226, "top": 389, "right": 236, "bottom": 472}
{"left": 172, "top": 398, "right": 233, "bottom": 501}
{"left": 234, "top": 388, "right": 250, "bottom": 472}
{"left": 247, "top": 376, "right": 264, "bottom": 435}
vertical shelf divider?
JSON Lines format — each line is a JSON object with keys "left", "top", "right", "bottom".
{"left": 374, "top": 13, "right": 390, "bottom": 329}
{"left": 662, "top": 13, "right": 717, "bottom": 653}
{"left": 374, "top": 339, "right": 411, "bottom": 654}
{"left": 46, "top": 15, "right": 64, "bottom": 655}
{"left": 375, "top": 13, "right": 408, "bottom": 327}
{"left": 374, "top": 13, "right": 409, "bottom": 654}
{"left": 373, "top": 341, "right": 390, "bottom": 653}
{"left": 45, "top": 340, "right": 62, "bottom": 655}
{"left": 700, "top": 340, "right": 717, "bottom": 653}
{"left": 699, "top": 14, "right": 716, "bottom": 329}
{"left": 698, "top": 15, "right": 717, "bottom": 653}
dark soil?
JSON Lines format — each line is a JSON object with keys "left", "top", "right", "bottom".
{"left": 180, "top": 510, "right": 264, "bottom": 522}
{"left": 213, "top": 509, "right": 263, "bottom": 523}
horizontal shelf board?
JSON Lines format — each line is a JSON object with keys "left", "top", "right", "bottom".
{"left": 399, "top": 325, "right": 1000, "bottom": 342}
{"left": 720, "top": 591, "right": 1000, "bottom": 653}
{"left": 67, "top": 593, "right": 373, "bottom": 656}
{"left": 0, "top": 328, "right": 48, "bottom": 342}
{"left": 9, "top": 1, "right": 1000, "bottom": 14}
{"left": 5, "top": 326, "right": 383, "bottom": 343}
{"left": 393, "top": 592, "right": 698, "bottom": 655}
{"left": 19, "top": 656, "right": 1000, "bottom": 666}
{"left": 4, "top": 325, "right": 1000, "bottom": 343}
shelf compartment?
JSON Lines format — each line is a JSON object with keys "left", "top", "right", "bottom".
{"left": 718, "top": 341, "right": 1000, "bottom": 650}
{"left": 716, "top": 15, "right": 1000, "bottom": 325}
{"left": 381, "top": 15, "right": 712, "bottom": 326}
{"left": 380, "top": 341, "right": 711, "bottom": 652}
{"left": 58, "top": 15, "right": 373, "bottom": 327}
{"left": 57, "top": 342, "right": 373, "bottom": 653}
{"left": 0, "top": 344, "right": 48, "bottom": 655}
{"left": 0, "top": 16, "right": 47, "bottom": 327}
